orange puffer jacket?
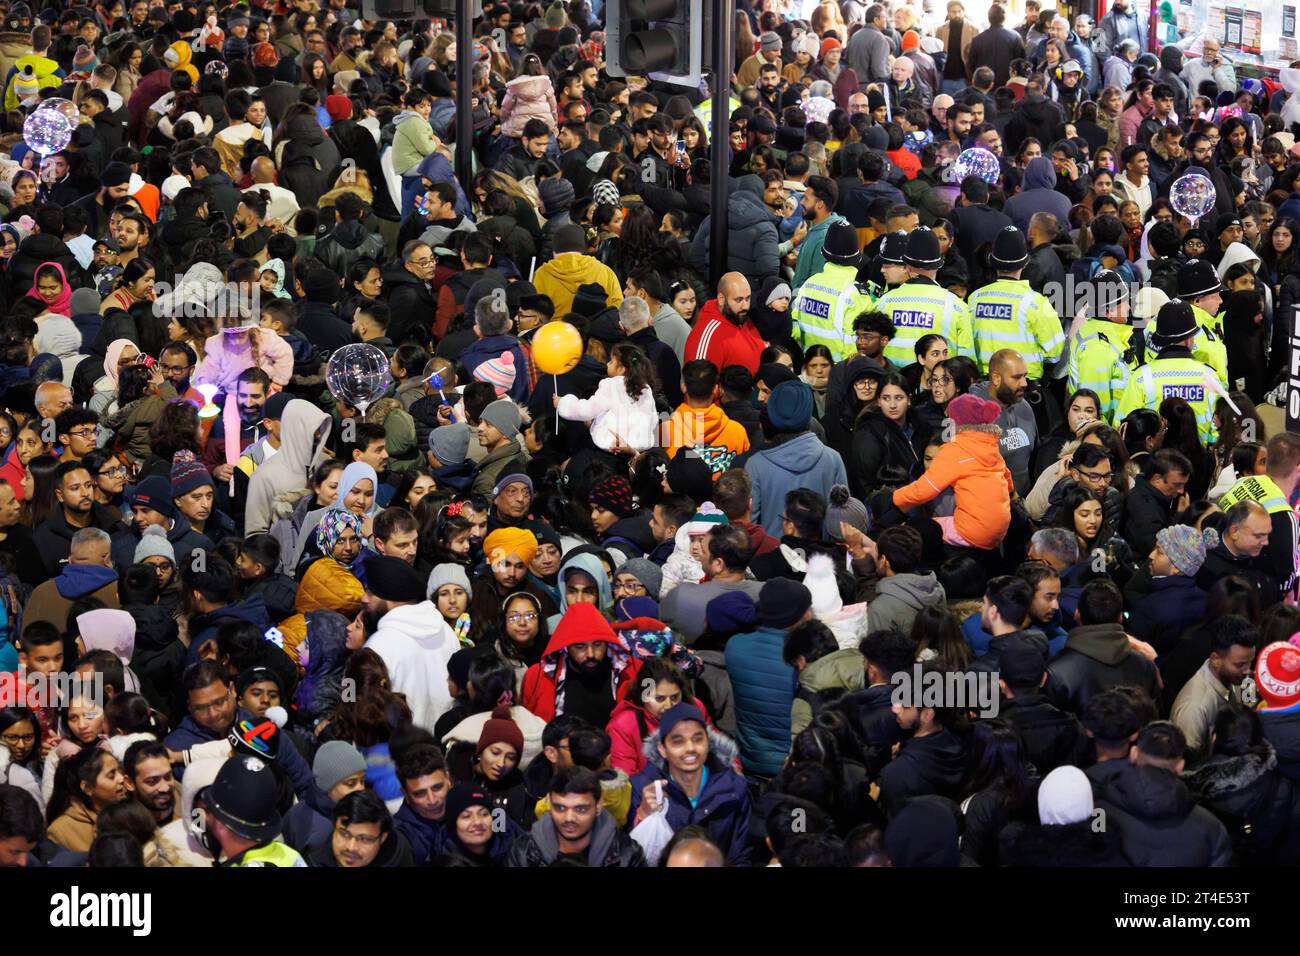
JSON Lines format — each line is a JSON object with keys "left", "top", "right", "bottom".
{"left": 892, "top": 430, "right": 1014, "bottom": 549}
{"left": 277, "top": 558, "right": 364, "bottom": 664}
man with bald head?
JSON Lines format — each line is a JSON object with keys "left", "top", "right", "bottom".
{"left": 971, "top": 349, "right": 1038, "bottom": 494}
{"left": 664, "top": 837, "right": 725, "bottom": 867}
{"left": 683, "top": 272, "right": 765, "bottom": 375}
{"left": 250, "top": 155, "right": 301, "bottom": 233}
{"left": 35, "top": 382, "right": 72, "bottom": 423}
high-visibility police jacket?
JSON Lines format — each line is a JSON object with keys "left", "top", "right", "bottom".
{"left": 227, "top": 840, "right": 307, "bottom": 867}
{"left": 694, "top": 96, "right": 742, "bottom": 139}
{"left": 1067, "top": 318, "right": 1141, "bottom": 423}
{"left": 1115, "top": 347, "right": 1218, "bottom": 444}
{"left": 791, "top": 261, "right": 875, "bottom": 361}
{"left": 876, "top": 276, "right": 974, "bottom": 368}
{"left": 967, "top": 277, "right": 1065, "bottom": 378}
{"left": 1191, "top": 302, "right": 1230, "bottom": 389}
{"left": 1219, "top": 474, "right": 1292, "bottom": 514}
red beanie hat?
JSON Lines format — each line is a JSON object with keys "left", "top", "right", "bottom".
{"left": 326, "top": 94, "right": 353, "bottom": 122}
{"left": 819, "top": 36, "right": 841, "bottom": 58}
{"left": 947, "top": 393, "right": 1002, "bottom": 426}
{"left": 476, "top": 704, "right": 524, "bottom": 758}
{"left": 901, "top": 29, "right": 920, "bottom": 51}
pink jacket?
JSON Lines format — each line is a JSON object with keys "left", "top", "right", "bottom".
{"left": 1118, "top": 102, "right": 1152, "bottom": 148}
{"left": 606, "top": 698, "right": 711, "bottom": 775}
{"left": 500, "top": 74, "right": 557, "bottom": 138}
{"left": 195, "top": 328, "right": 294, "bottom": 391}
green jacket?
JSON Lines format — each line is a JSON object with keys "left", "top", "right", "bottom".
{"left": 792, "top": 647, "right": 865, "bottom": 736}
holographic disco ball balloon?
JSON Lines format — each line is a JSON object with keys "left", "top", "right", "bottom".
{"left": 953, "top": 147, "right": 1001, "bottom": 184}
{"left": 36, "top": 97, "right": 80, "bottom": 124}
{"left": 1169, "top": 172, "right": 1217, "bottom": 221}
{"left": 326, "top": 343, "right": 392, "bottom": 412}
{"left": 23, "top": 107, "right": 72, "bottom": 156}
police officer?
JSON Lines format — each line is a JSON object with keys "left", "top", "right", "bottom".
{"left": 968, "top": 226, "right": 1066, "bottom": 379}
{"left": 859, "top": 230, "right": 909, "bottom": 298}
{"left": 197, "top": 755, "right": 307, "bottom": 867}
{"left": 1117, "top": 299, "right": 1220, "bottom": 445}
{"left": 791, "top": 219, "right": 875, "bottom": 360}
{"left": 1176, "top": 259, "right": 1230, "bottom": 388}
{"left": 1067, "top": 269, "right": 1143, "bottom": 422}
{"left": 876, "top": 226, "right": 974, "bottom": 368}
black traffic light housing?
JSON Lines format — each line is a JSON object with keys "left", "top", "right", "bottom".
{"left": 605, "top": 0, "right": 707, "bottom": 89}
{"left": 362, "top": 0, "right": 457, "bottom": 18}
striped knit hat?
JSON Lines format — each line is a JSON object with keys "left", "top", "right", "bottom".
{"left": 170, "top": 450, "right": 213, "bottom": 498}
{"left": 473, "top": 352, "right": 516, "bottom": 397}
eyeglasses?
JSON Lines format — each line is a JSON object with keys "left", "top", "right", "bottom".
{"left": 335, "top": 827, "right": 381, "bottom": 846}
{"left": 613, "top": 582, "right": 646, "bottom": 594}
{"left": 507, "top": 611, "right": 538, "bottom": 624}
{"left": 67, "top": 426, "right": 99, "bottom": 439}
{"left": 161, "top": 363, "right": 192, "bottom": 373}
{"left": 1076, "top": 468, "right": 1113, "bottom": 483}
{"left": 0, "top": 732, "right": 35, "bottom": 746}
{"left": 409, "top": 257, "right": 434, "bottom": 267}
{"left": 98, "top": 466, "right": 127, "bottom": 478}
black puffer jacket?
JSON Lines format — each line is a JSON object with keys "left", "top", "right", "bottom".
{"left": 960, "top": 778, "right": 1041, "bottom": 867}
{"left": 506, "top": 812, "right": 646, "bottom": 867}
{"left": 999, "top": 693, "right": 1090, "bottom": 775}
{"left": 1182, "top": 743, "right": 1300, "bottom": 866}
{"left": 876, "top": 727, "right": 968, "bottom": 818}
{"left": 1096, "top": 762, "right": 1233, "bottom": 866}
{"left": 5, "top": 233, "right": 91, "bottom": 300}
{"left": 999, "top": 819, "right": 1129, "bottom": 866}
{"left": 848, "top": 411, "right": 924, "bottom": 501}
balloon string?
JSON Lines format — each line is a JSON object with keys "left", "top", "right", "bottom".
{"left": 554, "top": 373, "right": 559, "bottom": 431}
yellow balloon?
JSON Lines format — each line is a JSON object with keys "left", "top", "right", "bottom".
{"left": 532, "top": 321, "right": 583, "bottom": 375}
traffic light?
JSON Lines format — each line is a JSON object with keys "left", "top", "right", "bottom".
{"left": 605, "top": 0, "right": 706, "bottom": 89}
{"left": 361, "top": 0, "right": 456, "bottom": 18}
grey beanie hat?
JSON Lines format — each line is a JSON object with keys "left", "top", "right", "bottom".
{"left": 69, "top": 287, "right": 101, "bottom": 316}
{"left": 427, "top": 562, "right": 473, "bottom": 600}
{"left": 480, "top": 399, "right": 522, "bottom": 439}
{"left": 429, "top": 422, "right": 471, "bottom": 466}
{"left": 312, "top": 740, "right": 367, "bottom": 793}
{"left": 618, "top": 557, "right": 663, "bottom": 600}
{"left": 824, "top": 484, "right": 870, "bottom": 540}
{"left": 133, "top": 524, "right": 176, "bottom": 564}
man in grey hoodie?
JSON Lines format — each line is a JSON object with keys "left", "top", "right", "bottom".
{"left": 244, "top": 400, "right": 332, "bottom": 535}
{"left": 866, "top": 526, "right": 947, "bottom": 637}
{"left": 970, "top": 350, "right": 1038, "bottom": 495}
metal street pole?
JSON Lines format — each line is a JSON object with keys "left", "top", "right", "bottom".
{"left": 455, "top": 0, "right": 474, "bottom": 191}
{"left": 708, "top": 0, "right": 732, "bottom": 288}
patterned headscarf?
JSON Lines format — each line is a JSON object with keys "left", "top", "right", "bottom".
{"left": 316, "top": 509, "right": 363, "bottom": 564}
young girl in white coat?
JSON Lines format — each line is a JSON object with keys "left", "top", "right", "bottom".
{"left": 554, "top": 342, "right": 658, "bottom": 453}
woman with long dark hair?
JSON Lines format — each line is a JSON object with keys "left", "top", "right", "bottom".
{"left": 1159, "top": 396, "right": 1215, "bottom": 502}
{"left": 1052, "top": 485, "right": 1136, "bottom": 586}
{"left": 849, "top": 372, "right": 924, "bottom": 500}
{"left": 957, "top": 719, "right": 1039, "bottom": 866}
{"left": 46, "top": 746, "right": 126, "bottom": 851}
{"left": 23, "top": 454, "right": 60, "bottom": 530}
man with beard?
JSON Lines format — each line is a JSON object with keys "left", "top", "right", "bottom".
{"left": 969, "top": 349, "right": 1037, "bottom": 495}
{"left": 164, "top": 661, "right": 313, "bottom": 794}
{"left": 124, "top": 740, "right": 179, "bottom": 826}
{"left": 472, "top": 527, "right": 557, "bottom": 625}
{"left": 792, "top": 177, "right": 848, "bottom": 290}
{"left": 109, "top": 475, "right": 213, "bottom": 577}
{"left": 683, "top": 272, "right": 765, "bottom": 376}
{"left": 33, "top": 461, "right": 125, "bottom": 578}
{"left": 203, "top": 368, "right": 270, "bottom": 482}
{"left": 394, "top": 746, "right": 452, "bottom": 865}
{"left": 363, "top": 554, "right": 460, "bottom": 734}
{"left": 521, "top": 602, "right": 639, "bottom": 724}
{"left": 113, "top": 212, "right": 149, "bottom": 269}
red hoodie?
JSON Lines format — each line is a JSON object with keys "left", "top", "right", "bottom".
{"left": 683, "top": 298, "right": 766, "bottom": 375}
{"left": 520, "top": 603, "right": 641, "bottom": 722}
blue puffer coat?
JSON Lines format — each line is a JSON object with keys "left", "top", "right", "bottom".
{"left": 688, "top": 178, "right": 780, "bottom": 284}
{"left": 629, "top": 725, "right": 752, "bottom": 866}
{"left": 724, "top": 626, "right": 797, "bottom": 777}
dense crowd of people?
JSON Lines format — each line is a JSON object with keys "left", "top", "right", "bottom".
{"left": 1, "top": 0, "right": 1300, "bottom": 871}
